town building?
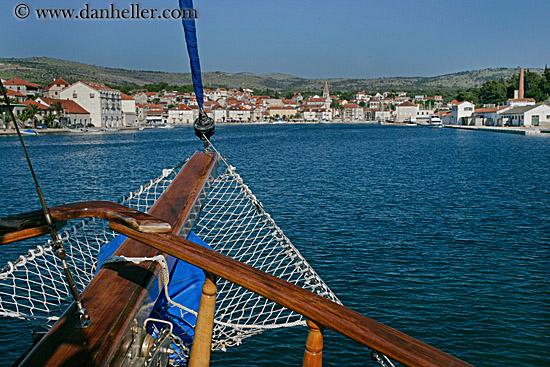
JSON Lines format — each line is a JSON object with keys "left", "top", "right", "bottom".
{"left": 43, "top": 78, "right": 70, "bottom": 99}
{"left": 4, "top": 89, "right": 27, "bottom": 103}
{"left": 342, "top": 103, "right": 364, "bottom": 121}
{"left": 395, "top": 101, "right": 419, "bottom": 123}
{"left": 168, "top": 104, "right": 194, "bottom": 124}
{"left": 120, "top": 93, "right": 137, "bottom": 126}
{"left": 4, "top": 78, "right": 42, "bottom": 97}
{"left": 449, "top": 101, "right": 475, "bottom": 125}
{"left": 37, "top": 97, "right": 91, "bottom": 127}
{"left": 60, "top": 82, "right": 122, "bottom": 127}
{"left": 499, "top": 104, "right": 550, "bottom": 127}
{"left": 227, "top": 105, "right": 251, "bottom": 122}
{"left": 268, "top": 106, "right": 296, "bottom": 119}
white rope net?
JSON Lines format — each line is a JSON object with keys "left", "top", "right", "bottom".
{"left": 0, "top": 165, "right": 180, "bottom": 327}
{"left": 0, "top": 153, "right": 342, "bottom": 363}
{"left": 193, "top": 163, "right": 340, "bottom": 351}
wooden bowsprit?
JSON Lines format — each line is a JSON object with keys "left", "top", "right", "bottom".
{"left": 16, "top": 151, "right": 217, "bottom": 366}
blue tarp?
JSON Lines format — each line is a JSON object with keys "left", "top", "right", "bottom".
{"left": 149, "top": 231, "right": 211, "bottom": 344}
{"left": 96, "top": 231, "right": 211, "bottom": 345}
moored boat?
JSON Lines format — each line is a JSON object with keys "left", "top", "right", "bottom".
{"left": 427, "top": 115, "right": 443, "bottom": 128}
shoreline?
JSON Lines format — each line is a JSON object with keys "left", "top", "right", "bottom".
{"left": 2, "top": 122, "right": 548, "bottom": 136}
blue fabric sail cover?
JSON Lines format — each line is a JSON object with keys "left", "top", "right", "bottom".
{"left": 149, "top": 231, "right": 211, "bottom": 345}
{"left": 96, "top": 231, "right": 211, "bottom": 354}
{"left": 179, "top": 0, "right": 204, "bottom": 108}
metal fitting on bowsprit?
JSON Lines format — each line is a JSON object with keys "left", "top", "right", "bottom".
{"left": 194, "top": 109, "right": 215, "bottom": 140}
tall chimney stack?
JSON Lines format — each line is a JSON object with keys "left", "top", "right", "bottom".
{"left": 519, "top": 68, "right": 525, "bottom": 99}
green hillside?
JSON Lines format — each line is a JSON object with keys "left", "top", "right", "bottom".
{"left": 0, "top": 57, "right": 542, "bottom": 93}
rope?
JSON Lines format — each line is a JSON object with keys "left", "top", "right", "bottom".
{"left": 101, "top": 255, "right": 199, "bottom": 316}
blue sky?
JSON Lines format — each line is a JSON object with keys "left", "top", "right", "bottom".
{"left": 2, "top": 0, "right": 549, "bottom": 79}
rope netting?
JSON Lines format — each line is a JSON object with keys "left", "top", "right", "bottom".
{"left": 193, "top": 163, "right": 340, "bottom": 351}
{"left": 0, "top": 152, "right": 357, "bottom": 364}
{"left": 0, "top": 10, "right": 401, "bottom": 363}
{"left": 0, "top": 165, "right": 181, "bottom": 327}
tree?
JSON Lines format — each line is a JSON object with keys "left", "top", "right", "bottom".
{"left": 542, "top": 65, "right": 550, "bottom": 99}
{"left": 43, "top": 113, "right": 55, "bottom": 127}
{"left": 52, "top": 102, "right": 64, "bottom": 126}
{"left": 23, "top": 104, "right": 39, "bottom": 127}
{"left": 358, "top": 101, "right": 366, "bottom": 107}
{"left": 456, "top": 89, "right": 468, "bottom": 102}
{"left": 524, "top": 70, "right": 546, "bottom": 101}
{"left": 479, "top": 80, "right": 507, "bottom": 105}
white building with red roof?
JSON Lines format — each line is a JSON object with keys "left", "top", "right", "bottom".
{"left": 267, "top": 106, "right": 297, "bottom": 120}
{"left": 343, "top": 103, "right": 364, "bottom": 121}
{"left": 395, "top": 101, "right": 419, "bottom": 123}
{"left": 43, "top": 78, "right": 70, "bottom": 99}
{"left": 60, "top": 81, "right": 122, "bottom": 127}
{"left": 227, "top": 105, "right": 251, "bottom": 122}
{"left": 37, "top": 97, "right": 91, "bottom": 127}
{"left": 449, "top": 101, "right": 475, "bottom": 125}
{"left": 4, "top": 78, "right": 42, "bottom": 97}
{"left": 4, "top": 89, "right": 27, "bottom": 103}
{"left": 120, "top": 93, "right": 137, "bottom": 126}
{"left": 168, "top": 104, "right": 194, "bottom": 125}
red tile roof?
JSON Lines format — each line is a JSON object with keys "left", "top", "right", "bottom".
{"left": 120, "top": 93, "right": 134, "bottom": 100}
{"left": 343, "top": 103, "right": 362, "bottom": 108}
{"left": 6, "top": 89, "right": 26, "bottom": 97}
{"left": 41, "top": 98, "right": 90, "bottom": 114}
{"left": 176, "top": 104, "right": 192, "bottom": 110}
{"left": 45, "top": 78, "right": 69, "bottom": 91}
{"left": 5, "top": 78, "right": 41, "bottom": 88}
{"left": 398, "top": 101, "right": 417, "bottom": 107}
{"left": 21, "top": 100, "right": 50, "bottom": 109}
{"left": 82, "top": 81, "right": 117, "bottom": 92}
{"left": 475, "top": 106, "right": 507, "bottom": 113}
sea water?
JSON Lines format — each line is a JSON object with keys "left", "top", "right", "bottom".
{"left": 0, "top": 125, "right": 548, "bottom": 366}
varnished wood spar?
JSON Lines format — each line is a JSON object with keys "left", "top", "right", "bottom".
{"left": 188, "top": 272, "right": 217, "bottom": 367}
{"left": 111, "top": 225, "right": 474, "bottom": 367}
{"left": 19, "top": 151, "right": 218, "bottom": 367}
{"left": 0, "top": 201, "right": 172, "bottom": 245}
{"left": 303, "top": 320, "right": 323, "bottom": 367}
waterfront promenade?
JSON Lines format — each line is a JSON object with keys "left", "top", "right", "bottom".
{"left": 444, "top": 125, "right": 550, "bottom": 135}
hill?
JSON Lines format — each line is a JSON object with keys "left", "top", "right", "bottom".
{"left": 0, "top": 57, "right": 542, "bottom": 93}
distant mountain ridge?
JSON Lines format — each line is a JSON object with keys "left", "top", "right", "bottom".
{"left": 0, "top": 57, "right": 542, "bottom": 93}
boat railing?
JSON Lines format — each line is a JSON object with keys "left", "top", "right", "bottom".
{"left": 1, "top": 152, "right": 473, "bottom": 367}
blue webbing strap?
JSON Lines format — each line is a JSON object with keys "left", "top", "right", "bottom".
{"left": 179, "top": 0, "right": 204, "bottom": 108}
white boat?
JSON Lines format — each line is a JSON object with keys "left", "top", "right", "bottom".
{"left": 157, "top": 124, "right": 175, "bottom": 129}
{"left": 427, "top": 115, "right": 443, "bottom": 128}
{"left": 85, "top": 128, "right": 101, "bottom": 132}
{"left": 103, "top": 128, "right": 119, "bottom": 132}
{"left": 21, "top": 129, "right": 38, "bottom": 135}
